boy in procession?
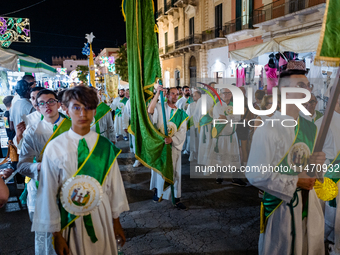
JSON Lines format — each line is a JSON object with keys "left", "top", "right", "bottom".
{"left": 148, "top": 85, "right": 188, "bottom": 210}
{"left": 246, "top": 64, "right": 326, "bottom": 255}
{"left": 110, "top": 88, "right": 129, "bottom": 140}
{"left": 17, "top": 89, "right": 71, "bottom": 254}
{"left": 32, "top": 86, "right": 129, "bottom": 255}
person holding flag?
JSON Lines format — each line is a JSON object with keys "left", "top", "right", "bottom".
{"left": 32, "top": 86, "right": 129, "bottom": 255}
{"left": 176, "top": 85, "right": 193, "bottom": 155}
{"left": 110, "top": 88, "right": 129, "bottom": 140}
{"left": 17, "top": 89, "right": 72, "bottom": 254}
{"left": 246, "top": 65, "right": 326, "bottom": 255}
{"left": 148, "top": 85, "right": 188, "bottom": 209}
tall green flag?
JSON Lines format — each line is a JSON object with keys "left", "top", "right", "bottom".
{"left": 123, "top": 0, "right": 174, "bottom": 185}
{"left": 315, "top": 0, "right": 340, "bottom": 66}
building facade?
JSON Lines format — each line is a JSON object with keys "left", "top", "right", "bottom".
{"left": 157, "top": 0, "right": 326, "bottom": 88}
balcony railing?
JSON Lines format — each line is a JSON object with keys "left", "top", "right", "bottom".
{"left": 225, "top": 15, "right": 253, "bottom": 35}
{"left": 253, "top": 0, "right": 326, "bottom": 25}
{"left": 202, "top": 27, "right": 226, "bottom": 41}
{"left": 165, "top": 0, "right": 176, "bottom": 12}
{"left": 159, "top": 34, "right": 202, "bottom": 55}
{"left": 165, "top": 44, "right": 174, "bottom": 53}
{"left": 157, "top": 8, "right": 164, "bottom": 18}
{"left": 159, "top": 47, "right": 164, "bottom": 55}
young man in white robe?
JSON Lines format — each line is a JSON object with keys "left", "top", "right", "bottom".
{"left": 32, "top": 86, "right": 129, "bottom": 255}
{"left": 176, "top": 86, "right": 192, "bottom": 155}
{"left": 18, "top": 89, "right": 71, "bottom": 255}
{"left": 148, "top": 85, "right": 188, "bottom": 210}
{"left": 315, "top": 94, "right": 340, "bottom": 254}
{"left": 110, "top": 89, "right": 129, "bottom": 140}
{"left": 207, "top": 88, "right": 241, "bottom": 183}
{"left": 246, "top": 68, "right": 326, "bottom": 255}
{"left": 187, "top": 90, "right": 201, "bottom": 161}
{"left": 193, "top": 84, "right": 216, "bottom": 168}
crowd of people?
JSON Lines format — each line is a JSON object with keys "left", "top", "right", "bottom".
{"left": 0, "top": 58, "right": 339, "bottom": 255}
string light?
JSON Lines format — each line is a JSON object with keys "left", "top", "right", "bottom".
{"left": 100, "top": 56, "right": 115, "bottom": 73}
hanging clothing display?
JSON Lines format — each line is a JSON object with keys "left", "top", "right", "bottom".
{"left": 236, "top": 67, "right": 245, "bottom": 87}
{"left": 264, "top": 64, "right": 278, "bottom": 95}
{"left": 245, "top": 64, "right": 255, "bottom": 85}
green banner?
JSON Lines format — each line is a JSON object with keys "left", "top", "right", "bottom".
{"left": 125, "top": 0, "right": 174, "bottom": 185}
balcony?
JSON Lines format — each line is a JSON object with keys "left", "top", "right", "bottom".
{"left": 165, "top": 0, "right": 178, "bottom": 14}
{"left": 157, "top": 8, "right": 167, "bottom": 21}
{"left": 202, "top": 27, "right": 226, "bottom": 42}
{"left": 225, "top": 15, "right": 253, "bottom": 35}
{"left": 159, "top": 34, "right": 202, "bottom": 56}
{"left": 253, "top": 0, "right": 326, "bottom": 25}
{"left": 165, "top": 44, "right": 174, "bottom": 53}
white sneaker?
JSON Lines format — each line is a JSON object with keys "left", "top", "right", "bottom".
{"left": 133, "top": 160, "right": 142, "bottom": 168}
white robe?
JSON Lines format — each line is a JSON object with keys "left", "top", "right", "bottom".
{"left": 316, "top": 111, "right": 340, "bottom": 253}
{"left": 246, "top": 111, "right": 324, "bottom": 255}
{"left": 176, "top": 96, "right": 191, "bottom": 152}
{"left": 110, "top": 97, "right": 129, "bottom": 137}
{"left": 123, "top": 99, "right": 136, "bottom": 153}
{"left": 32, "top": 129, "right": 129, "bottom": 255}
{"left": 149, "top": 103, "right": 186, "bottom": 199}
{"left": 193, "top": 96, "right": 215, "bottom": 165}
{"left": 206, "top": 101, "right": 241, "bottom": 168}
{"left": 18, "top": 116, "right": 66, "bottom": 255}
{"left": 90, "top": 111, "right": 115, "bottom": 143}
{"left": 187, "top": 102, "right": 198, "bottom": 161}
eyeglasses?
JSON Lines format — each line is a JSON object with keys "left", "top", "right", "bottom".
{"left": 221, "top": 92, "right": 232, "bottom": 95}
{"left": 296, "top": 82, "right": 314, "bottom": 90}
{"left": 37, "top": 99, "right": 58, "bottom": 108}
{"left": 70, "top": 105, "right": 93, "bottom": 115}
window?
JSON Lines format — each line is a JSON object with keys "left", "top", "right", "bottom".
{"left": 174, "top": 27, "right": 179, "bottom": 48}
{"left": 189, "top": 17, "right": 194, "bottom": 44}
{"left": 215, "top": 4, "right": 223, "bottom": 37}
{"left": 165, "top": 32, "right": 168, "bottom": 53}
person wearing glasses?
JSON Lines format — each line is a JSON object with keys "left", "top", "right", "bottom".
{"left": 17, "top": 89, "right": 71, "bottom": 255}
{"left": 32, "top": 86, "right": 129, "bottom": 255}
{"left": 300, "top": 93, "right": 323, "bottom": 123}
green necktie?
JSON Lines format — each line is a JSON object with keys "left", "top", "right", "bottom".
{"left": 78, "top": 138, "right": 89, "bottom": 167}
{"left": 77, "top": 138, "right": 98, "bottom": 243}
{"left": 170, "top": 109, "right": 174, "bottom": 119}
{"left": 53, "top": 124, "right": 58, "bottom": 132}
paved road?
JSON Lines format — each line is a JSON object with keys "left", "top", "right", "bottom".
{"left": 0, "top": 140, "right": 260, "bottom": 255}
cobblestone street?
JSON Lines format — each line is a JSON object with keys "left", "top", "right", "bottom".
{"left": 0, "top": 140, "right": 260, "bottom": 255}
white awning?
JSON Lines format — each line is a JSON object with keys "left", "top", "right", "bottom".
{"left": 230, "top": 30, "right": 321, "bottom": 61}
{"left": 0, "top": 47, "right": 18, "bottom": 71}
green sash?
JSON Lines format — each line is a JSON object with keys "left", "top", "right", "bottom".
{"left": 187, "top": 116, "right": 194, "bottom": 130}
{"left": 91, "top": 102, "right": 112, "bottom": 134}
{"left": 40, "top": 114, "right": 72, "bottom": 156}
{"left": 60, "top": 135, "right": 121, "bottom": 242}
{"left": 212, "top": 102, "right": 235, "bottom": 153}
{"left": 168, "top": 108, "right": 189, "bottom": 131}
{"left": 261, "top": 117, "right": 317, "bottom": 233}
{"left": 313, "top": 110, "right": 323, "bottom": 123}
{"left": 115, "top": 97, "right": 128, "bottom": 117}
{"left": 186, "top": 97, "right": 194, "bottom": 105}
{"left": 199, "top": 101, "right": 216, "bottom": 143}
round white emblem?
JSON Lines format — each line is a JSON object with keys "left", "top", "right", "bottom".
{"left": 60, "top": 175, "right": 103, "bottom": 216}
{"left": 287, "top": 142, "right": 311, "bottom": 170}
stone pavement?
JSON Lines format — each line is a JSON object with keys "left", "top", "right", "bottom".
{"left": 0, "top": 139, "right": 260, "bottom": 255}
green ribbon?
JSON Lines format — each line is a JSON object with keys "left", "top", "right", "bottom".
{"left": 92, "top": 102, "right": 112, "bottom": 135}
{"left": 324, "top": 152, "right": 340, "bottom": 208}
{"left": 60, "top": 135, "right": 121, "bottom": 243}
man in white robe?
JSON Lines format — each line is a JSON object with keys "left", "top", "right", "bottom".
{"left": 90, "top": 102, "right": 115, "bottom": 143}
{"left": 193, "top": 86, "right": 215, "bottom": 167}
{"left": 207, "top": 88, "right": 241, "bottom": 180}
{"left": 148, "top": 85, "right": 187, "bottom": 209}
{"left": 315, "top": 94, "right": 340, "bottom": 254}
{"left": 187, "top": 90, "right": 201, "bottom": 161}
{"left": 32, "top": 86, "right": 129, "bottom": 255}
{"left": 110, "top": 89, "right": 129, "bottom": 140}
{"left": 18, "top": 89, "right": 68, "bottom": 255}
{"left": 246, "top": 70, "right": 326, "bottom": 255}
{"left": 176, "top": 86, "right": 192, "bottom": 154}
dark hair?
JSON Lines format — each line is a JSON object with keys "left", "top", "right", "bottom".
{"left": 278, "top": 69, "right": 307, "bottom": 88}
{"left": 30, "top": 87, "right": 45, "bottom": 93}
{"left": 167, "top": 87, "right": 178, "bottom": 95}
{"left": 36, "top": 89, "right": 58, "bottom": 105}
{"left": 255, "top": 90, "right": 266, "bottom": 100}
{"left": 63, "top": 86, "right": 98, "bottom": 109}
{"left": 22, "top": 75, "right": 35, "bottom": 82}
{"left": 182, "top": 86, "right": 189, "bottom": 90}
{"left": 3, "top": 96, "right": 14, "bottom": 108}
{"left": 176, "top": 86, "right": 182, "bottom": 90}
{"left": 57, "top": 90, "right": 66, "bottom": 103}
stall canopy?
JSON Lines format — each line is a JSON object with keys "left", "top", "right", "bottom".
{"left": 0, "top": 47, "right": 56, "bottom": 76}
{"left": 230, "top": 30, "right": 320, "bottom": 61}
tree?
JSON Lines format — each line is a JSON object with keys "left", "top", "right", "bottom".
{"left": 76, "top": 65, "right": 89, "bottom": 85}
{"left": 115, "top": 43, "right": 128, "bottom": 82}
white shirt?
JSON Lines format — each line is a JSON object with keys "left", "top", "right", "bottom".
{"left": 176, "top": 96, "right": 190, "bottom": 111}
{"left": 9, "top": 98, "right": 35, "bottom": 131}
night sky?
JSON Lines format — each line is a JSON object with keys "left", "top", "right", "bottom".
{"left": 1, "top": 0, "right": 127, "bottom": 64}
